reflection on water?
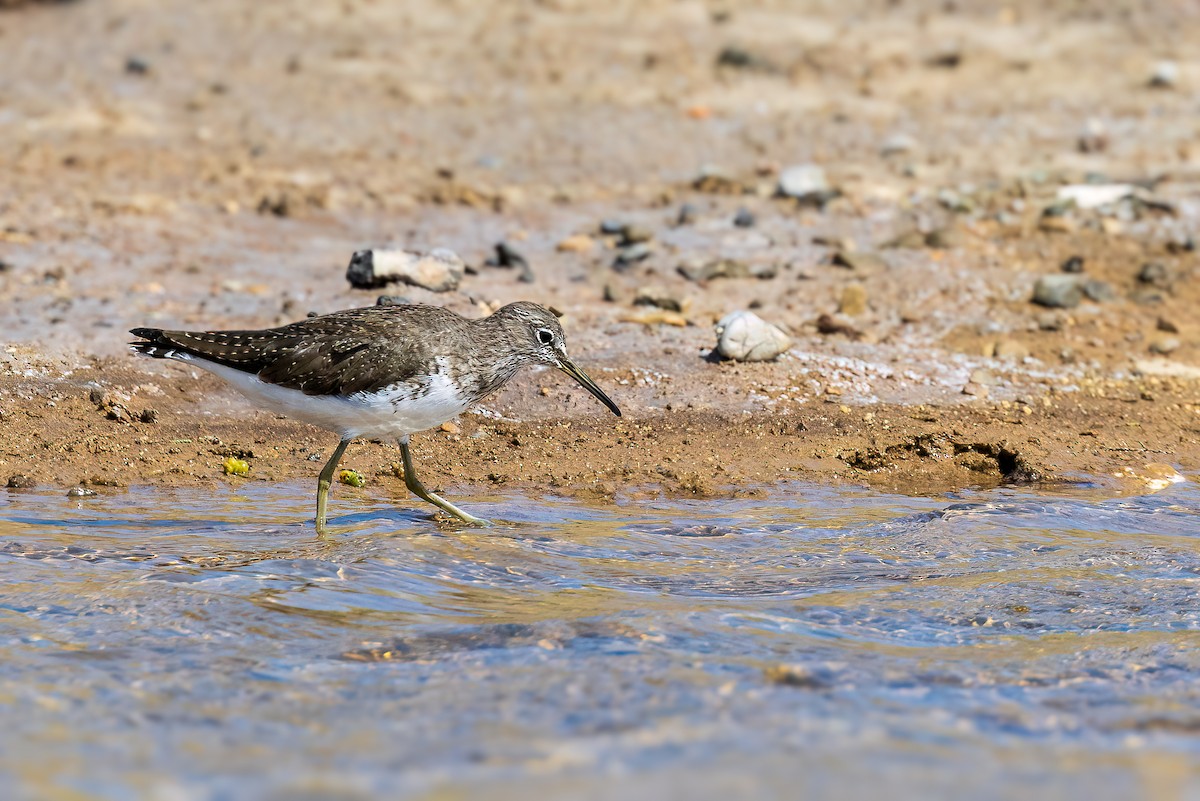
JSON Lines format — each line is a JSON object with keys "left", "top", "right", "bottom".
{"left": 1, "top": 481, "right": 1199, "bottom": 800}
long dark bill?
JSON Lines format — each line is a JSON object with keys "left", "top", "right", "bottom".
{"left": 558, "top": 358, "right": 622, "bottom": 417}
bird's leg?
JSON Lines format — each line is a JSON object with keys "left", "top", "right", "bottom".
{"left": 397, "top": 436, "right": 491, "bottom": 527}
{"left": 315, "top": 438, "right": 350, "bottom": 535}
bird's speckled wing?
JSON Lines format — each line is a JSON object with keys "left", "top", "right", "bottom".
{"left": 129, "top": 306, "right": 465, "bottom": 396}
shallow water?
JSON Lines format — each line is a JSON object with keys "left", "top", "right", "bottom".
{"left": 2, "top": 480, "right": 1199, "bottom": 801}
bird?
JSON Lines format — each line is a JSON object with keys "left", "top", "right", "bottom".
{"left": 129, "top": 301, "right": 621, "bottom": 533}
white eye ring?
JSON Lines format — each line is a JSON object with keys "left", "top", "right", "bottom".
{"left": 536, "top": 328, "right": 554, "bottom": 345}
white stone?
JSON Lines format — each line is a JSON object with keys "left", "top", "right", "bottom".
{"left": 715, "top": 311, "right": 792, "bottom": 362}
{"left": 777, "top": 164, "right": 829, "bottom": 199}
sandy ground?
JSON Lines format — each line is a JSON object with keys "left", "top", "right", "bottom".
{"left": 1, "top": 0, "right": 1198, "bottom": 505}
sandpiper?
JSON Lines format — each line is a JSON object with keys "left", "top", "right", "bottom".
{"left": 130, "top": 302, "right": 620, "bottom": 532}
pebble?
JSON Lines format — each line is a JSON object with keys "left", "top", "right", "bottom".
{"left": 838, "top": 283, "right": 868, "bottom": 316}
{"left": 830, "top": 250, "right": 886, "bottom": 273}
{"left": 619, "top": 309, "right": 687, "bottom": 327}
{"left": 1077, "top": 118, "right": 1109, "bottom": 153}
{"left": 489, "top": 242, "right": 535, "bottom": 283}
{"left": 879, "top": 133, "right": 917, "bottom": 156}
{"left": 677, "top": 258, "right": 776, "bottom": 282}
{"left": 1149, "top": 60, "right": 1179, "bottom": 88}
{"left": 1032, "top": 274, "right": 1083, "bottom": 308}
{"left": 1137, "top": 262, "right": 1169, "bottom": 287}
{"left": 599, "top": 219, "right": 626, "bottom": 235}
{"left": 125, "top": 56, "right": 150, "bottom": 75}
{"left": 1149, "top": 336, "right": 1180, "bottom": 355}
{"left": 375, "top": 295, "right": 411, "bottom": 306}
{"left": 139, "top": 408, "right": 159, "bottom": 424}
{"left": 6, "top": 475, "right": 34, "bottom": 489}
{"left": 733, "top": 207, "right": 755, "bottom": 228}
{"left": 634, "top": 286, "right": 688, "bottom": 313}
{"left": 969, "top": 368, "right": 998, "bottom": 386}
{"left": 345, "top": 248, "right": 464, "bottom": 292}
{"left": 1035, "top": 311, "right": 1065, "bottom": 331}
{"left": 714, "top": 311, "right": 791, "bottom": 362}
{"left": 1157, "top": 316, "right": 1179, "bottom": 333}
{"left": 1081, "top": 279, "right": 1115, "bottom": 302}
{"left": 962, "top": 382, "right": 989, "bottom": 398}
{"left": 1060, "top": 255, "right": 1084, "bottom": 273}
{"left": 556, "top": 234, "right": 594, "bottom": 253}
{"left": 993, "top": 340, "right": 1030, "bottom": 360}
{"left": 66, "top": 486, "right": 98, "bottom": 498}
{"left": 777, "top": 164, "right": 833, "bottom": 203}
{"left": 618, "top": 225, "right": 654, "bottom": 246}
{"left": 676, "top": 203, "right": 698, "bottom": 226}
{"left": 613, "top": 242, "right": 653, "bottom": 271}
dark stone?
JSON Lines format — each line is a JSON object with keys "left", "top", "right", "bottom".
{"left": 6, "top": 475, "right": 34, "bottom": 489}
{"left": 125, "top": 56, "right": 150, "bottom": 75}
{"left": 733, "top": 207, "right": 755, "bottom": 228}
{"left": 1138, "top": 262, "right": 1170, "bottom": 287}
{"left": 599, "top": 219, "right": 626, "bottom": 235}
{"left": 345, "top": 249, "right": 377, "bottom": 288}
{"left": 1060, "top": 255, "right": 1084, "bottom": 273}
{"left": 490, "top": 242, "right": 534, "bottom": 283}
{"left": 676, "top": 203, "right": 697, "bottom": 226}
{"left": 1082, "top": 279, "right": 1116, "bottom": 302}
{"left": 613, "top": 243, "right": 652, "bottom": 271}
{"left": 375, "top": 295, "right": 411, "bottom": 306}
{"left": 139, "top": 408, "right": 159, "bottom": 424}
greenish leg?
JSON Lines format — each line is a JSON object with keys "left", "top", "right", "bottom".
{"left": 315, "top": 439, "right": 350, "bottom": 535}
{"left": 398, "top": 437, "right": 492, "bottom": 527}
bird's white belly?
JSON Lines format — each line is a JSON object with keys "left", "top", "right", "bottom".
{"left": 178, "top": 356, "right": 470, "bottom": 439}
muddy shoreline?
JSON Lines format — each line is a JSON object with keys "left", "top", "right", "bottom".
{"left": 1, "top": 0, "right": 1198, "bottom": 508}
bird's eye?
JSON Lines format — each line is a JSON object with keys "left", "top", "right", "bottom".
{"left": 536, "top": 328, "right": 554, "bottom": 345}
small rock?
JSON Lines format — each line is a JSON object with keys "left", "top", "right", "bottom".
{"left": 838, "top": 283, "right": 868, "bottom": 316}
{"left": 556, "top": 234, "right": 594, "bottom": 253}
{"left": 613, "top": 242, "right": 653, "bottom": 271}
{"left": 962, "top": 382, "right": 989, "bottom": 398}
{"left": 1149, "top": 336, "right": 1180, "bottom": 355}
{"left": 618, "top": 224, "right": 654, "bottom": 246}
{"left": 599, "top": 219, "right": 626, "bottom": 235}
{"left": 1137, "top": 262, "right": 1170, "bottom": 287}
{"left": 66, "top": 486, "right": 98, "bottom": 498}
{"left": 619, "top": 309, "right": 687, "bottom": 327}
{"left": 715, "top": 45, "right": 774, "bottom": 71}
{"left": 969, "top": 368, "right": 999, "bottom": 386}
{"left": 733, "top": 207, "right": 755, "bottom": 228}
{"left": 993, "top": 340, "right": 1030, "bottom": 360}
{"left": 1081, "top": 279, "right": 1116, "bottom": 303}
{"left": 676, "top": 203, "right": 698, "bottom": 225}
{"left": 1056, "top": 183, "right": 1139, "bottom": 209}
{"left": 880, "top": 133, "right": 917, "bottom": 156}
{"left": 440, "top": 420, "right": 461, "bottom": 434}
{"left": 1157, "top": 316, "right": 1179, "bottom": 333}
{"left": 1035, "top": 311, "right": 1065, "bottom": 331}
{"left": 139, "top": 408, "right": 159, "bottom": 424}
{"left": 634, "top": 286, "right": 688, "bottom": 313}
{"left": 6, "top": 474, "right": 34, "bottom": 489}
{"left": 677, "top": 258, "right": 775, "bottom": 282}
{"left": 815, "top": 313, "right": 862, "bottom": 339}
{"left": 1149, "top": 60, "right": 1178, "bottom": 88}
{"left": 714, "top": 311, "right": 791, "bottom": 362}
{"left": 777, "top": 164, "right": 835, "bottom": 204}
{"left": 125, "top": 56, "right": 150, "bottom": 75}
{"left": 1032, "top": 275, "right": 1083, "bottom": 308}
{"left": 1077, "top": 119, "right": 1109, "bottom": 153}
{"left": 830, "top": 251, "right": 886, "bottom": 273}
{"left": 924, "top": 227, "right": 962, "bottom": 249}
{"left": 1060, "top": 255, "right": 1084, "bottom": 273}
{"left": 375, "top": 295, "right": 411, "bottom": 306}
{"left": 488, "top": 242, "right": 535, "bottom": 283}
{"left": 346, "top": 248, "right": 464, "bottom": 292}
